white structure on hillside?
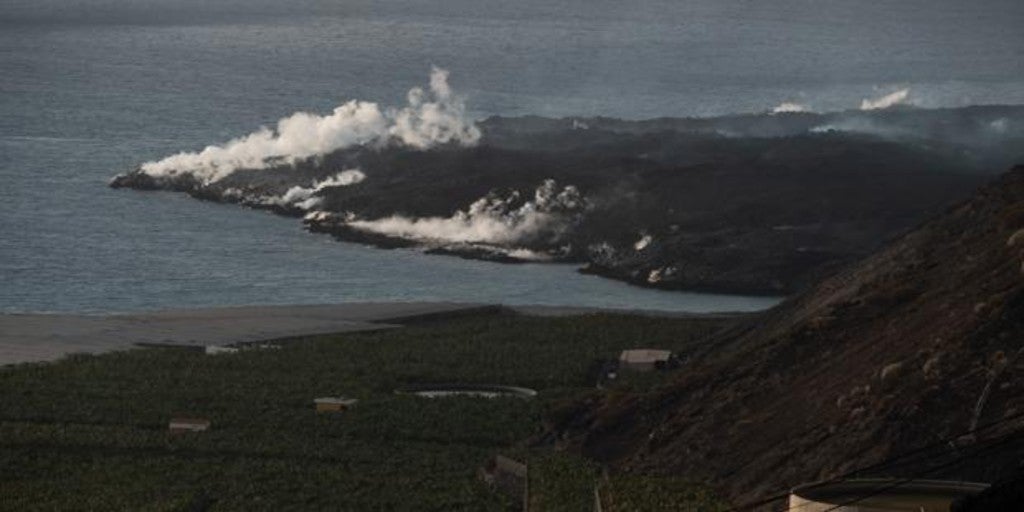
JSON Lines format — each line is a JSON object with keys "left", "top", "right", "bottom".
{"left": 168, "top": 418, "right": 211, "bottom": 434}
{"left": 314, "top": 397, "right": 358, "bottom": 413}
{"left": 788, "top": 479, "right": 988, "bottom": 511}
{"left": 618, "top": 348, "right": 673, "bottom": 372}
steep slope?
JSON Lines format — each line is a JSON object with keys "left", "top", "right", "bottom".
{"left": 569, "top": 166, "right": 1024, "bottom": 505}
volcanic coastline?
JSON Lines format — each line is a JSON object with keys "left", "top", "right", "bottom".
{"left": 111, "top": 105, "right": 1024, "bottom": 295}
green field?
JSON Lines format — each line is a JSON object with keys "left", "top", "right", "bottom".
{"left": 0, "top": 311, "right": 733, "bottom": 511}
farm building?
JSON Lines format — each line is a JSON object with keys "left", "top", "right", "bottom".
{"left": 204, "top": 345, "right": 238, "bottom": 355}
{"left": 618, "top": 348, "right": 673, "bottom": 372}
{"left": 788, "top": 479, "right": 989, "bottom": 511}
{"left": 168, "top": 418, "right": 211, "bottom": 434}
{"left": 314, "top": 397, "right": 358, "bottom": 413}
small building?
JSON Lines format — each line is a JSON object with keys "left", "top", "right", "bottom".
{"left": 789, "top": 479, "right": 989, "bottom": 512}
{"left": 618, "top": 349, "right": 673, "bottom": 372}
{"left": 314, "top": 397, "right": 358, "bottom": 413}
{"left": 169, "top": 418, "right": 211, "bottom": 434}
{"left": 204, "top": 345, "right": 239, "bottom": 355}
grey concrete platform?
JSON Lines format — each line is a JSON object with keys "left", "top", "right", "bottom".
{"left": 0, "top": 302, "right": 492, "bottom": 366}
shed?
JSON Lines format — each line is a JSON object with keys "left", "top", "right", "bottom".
{"left": 169, "top": 418, "right": 211, "bottom": 434}
{"left": 618, "top": 349, "right": 673, "bottom": 372}
{"left": 205, "top": 345, "right": 239, "bottom": 355}
{"left": 314, "top": 397, "right": 358, "bottom": 413}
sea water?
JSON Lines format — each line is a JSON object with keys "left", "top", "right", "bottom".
{"left": 1, "top": 0, "right": 1021, "bottom": 313}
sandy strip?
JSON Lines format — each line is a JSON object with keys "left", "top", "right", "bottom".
{"left": 508, "top": 304, "right": 750, "bottom": 319}
{"left": 0, "top": 302, "right": 491, "bottom": 366}
{"left": 0, "top": 302, "right": 745, "bottom": 366}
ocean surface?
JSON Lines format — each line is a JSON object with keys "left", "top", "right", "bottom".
{"left": 1, "top": 0, "right": 1022, "bottom": 314}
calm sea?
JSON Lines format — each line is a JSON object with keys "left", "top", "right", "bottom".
{"left": 1, "top": 0, "right": 1021, "bottom": 313}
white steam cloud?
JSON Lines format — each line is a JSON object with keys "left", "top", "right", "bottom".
{"left": 345, "top": 179, "right": 586, "bottom": 246}
{"left": 989, "top": 118, "right": 1010, "bottom": 134}
{"left": 258, "top": 169, "right": 365, "bottom": 210}
{"left": 239, "top": 167, "right": 364, "bottom": 209}
{"left": 771, "top": 102, "right": 809, "bottom": 114}
{"left": 634, "top": 233, "right": 653, "bottom": 251}
{"left": 860, "top": 88, "right": 911, "bottom": 110}
{"left": 140, "top": 67, "right": 480, "bottom": 184}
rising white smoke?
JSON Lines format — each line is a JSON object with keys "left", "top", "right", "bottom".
{"left": 634, "top": 233, "right": 653, "bottom": 251}
{"left": 345, "top": 179, "right": 586, "bottom": 246}
{"left": 989, "top": 118, "right": 1010, "bottom": 134}
{"left": 140, "top": 68, "right": 480, "bottom": 184}
{"left": 259, "top": 169, "right": 366, "bottom": 210}
{"left": 771, "top": 102, "right": 809, "bottom": 114}
{"left": 860, "top": 88, "right": 911, "bottom": 110}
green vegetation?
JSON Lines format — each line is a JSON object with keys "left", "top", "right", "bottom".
{"left": 0, "top": 312, "right": 733, "bottom": 511}
{"left": 598, "top": 476, "right": 728, "bottom": 511}
{"left": 526, "top": 454, "right": 600, "bottom": 511}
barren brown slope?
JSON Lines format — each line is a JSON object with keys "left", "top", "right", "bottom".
{"left": 567, "top": 166, "right": 1024, "bottom": 505}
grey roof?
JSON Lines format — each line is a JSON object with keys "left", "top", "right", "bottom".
{"left": 619, "top": 348, "right": 672, "bottom": 364}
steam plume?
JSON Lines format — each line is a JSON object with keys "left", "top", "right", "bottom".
{"left": 860, "top": 88, "right": 910, "bottom": 110}
{"left": 259, "top": 169, "right": 365, "bottom": 210}
{"left": 140, "top": 68, "right": 479, "bottom": 184}
{"left": 771, "top": 102, "right": 808, "bottom": 114}
{"left": 989, "top": 118, "right": 1010, "bottom": 133}
{"left": 346, "top": 179, "right": 586, "bottom": 246}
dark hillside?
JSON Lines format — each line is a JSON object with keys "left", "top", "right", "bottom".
{"left": 567, "top": 166, "right": 1024, "bottom": 505}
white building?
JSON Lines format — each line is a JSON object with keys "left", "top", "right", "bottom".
{"left": 788, "top": 479, "right": 989, "bottom": 512}
{"left": 618, "top": 348, "right": 673, "bottom": 372}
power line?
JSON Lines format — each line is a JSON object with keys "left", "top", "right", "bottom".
{"left": 780, "top": 429, "right": 1024, "bottom": 512}
{"left": 728, "top": 408, "right": 1024, "bottom": 511}
{"left": 813, "top": 428, "right": 1024, "bottom": 512}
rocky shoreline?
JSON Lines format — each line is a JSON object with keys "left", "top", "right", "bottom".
{"left": 111, "top": 106, "right": 1024, "bottom": 295}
